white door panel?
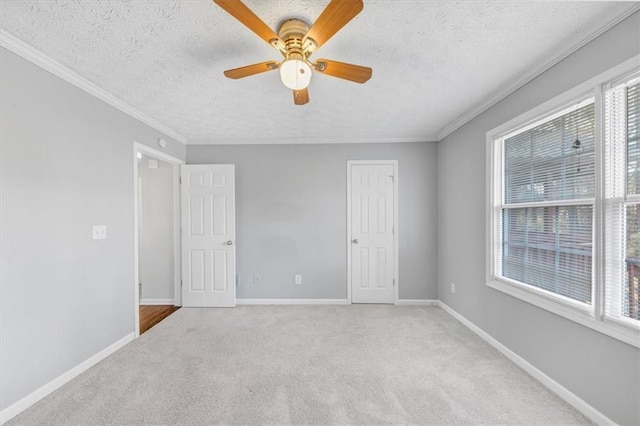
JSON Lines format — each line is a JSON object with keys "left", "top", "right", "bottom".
{"left": 181, "top": 165, "right": 236, "bottom": 307}
{"left": 350, "top": 163, "right": 395, "bottom": 304}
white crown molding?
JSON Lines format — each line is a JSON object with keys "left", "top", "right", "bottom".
{"left": 187, "top": 136, "right": 437, "bottom": 145}
{"left": 436, "top": 3, "right": 640, "bottom": 141}
{"left": 0, "top": 30, "right": 187, "bottom": 145}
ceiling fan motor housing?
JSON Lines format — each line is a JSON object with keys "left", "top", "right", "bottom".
{"left": 278, "top": 19, "right": 314, "bottom": 60}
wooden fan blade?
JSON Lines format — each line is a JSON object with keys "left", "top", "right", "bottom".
{"left": 314, "top": 59, "right": 372, "bottom": 83}
{"left": 214, "top": 0, "right": 283, "bottom": 47}
{"left": 303, "top": 0, "right": 363, "bottom": 50}
{"left": 223, "top": 61, "right": 279, "bottom": 79}
{"left": 293, "top": 88, "right": 309, "bottom": 105}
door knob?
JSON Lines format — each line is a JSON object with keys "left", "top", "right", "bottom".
{"left": 352, "top": 239, "right": 359, "bottom": 244}
{"left": 226, "top": 240, "right": 233, "bottom": 245}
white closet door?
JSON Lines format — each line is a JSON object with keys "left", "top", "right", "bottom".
{"left": 181, "top": 165, "right": 236, "bottom": 307}
{"left": 350, "top": 163, "right": 395, "bottom": 304}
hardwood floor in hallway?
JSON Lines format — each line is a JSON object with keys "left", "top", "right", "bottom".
{"left": 139, "top": 305, "right": 179, "bottom": 334}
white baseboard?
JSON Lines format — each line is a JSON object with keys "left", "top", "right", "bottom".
{"left": 237, "top": 299, "right": 440, "bottom": 306}
{"left": 236, "top": 299, "right": 350, "bottom": 305}
{"left": 397, "top": 299, "right": 439, "bottom": 306}
{"left": 436, "top": 301, "right": 614, "bottom": 425}
{"left": 139, "top": 298, "right": 175, "bottom": 305}
{"left": 0, "top": 333, "right": 134, "bottom": 425}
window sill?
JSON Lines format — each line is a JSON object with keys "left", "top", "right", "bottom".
{"left": 487, "top": 278, "right": 640, "bottom": 348}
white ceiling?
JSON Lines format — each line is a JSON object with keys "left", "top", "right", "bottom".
{"left": 0, "top": 1, "right": 637, "bottom": 144}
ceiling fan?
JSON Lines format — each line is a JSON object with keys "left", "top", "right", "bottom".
{"left": 213, "top": 0, "right": 372, "bottom": 105}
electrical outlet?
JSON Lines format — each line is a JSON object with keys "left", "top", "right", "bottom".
{"left": 92, "top": 225, "right": 107, "bottom": 240}
{"left": 295, "top": 274, "right": 302, "bottom": 285}
{"left": 254, "top": 275, "right": 261, "bottom": 285}
{"left": 450, "top": 282, "right": 456, "bottom": 294}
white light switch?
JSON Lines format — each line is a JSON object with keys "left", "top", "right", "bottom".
{"left": 92, "top": 225, "right": 107, "bottom": 240}
{"left": 295, "top": 274, "right": 302, "bottom": 285}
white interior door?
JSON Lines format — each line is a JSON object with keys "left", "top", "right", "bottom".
{"left": 181, "top": 165, "right": 236, "bottom": 307}
{"left": 349, "top": 162, "right": 396, "bottom": 304}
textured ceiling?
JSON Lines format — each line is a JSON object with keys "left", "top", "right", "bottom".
{"left": 0, "top": 1, "right": 637, "bottom": 144}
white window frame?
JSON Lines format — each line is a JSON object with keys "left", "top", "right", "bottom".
{"left": 486, "top": 55, "right": 640, "bottom": 348}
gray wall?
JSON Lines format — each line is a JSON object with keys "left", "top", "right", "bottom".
{"left": 187, "top": 143, "right": 438, "bottom": 301}
{"left": 139, "top": 156, "right": 175, "bottom": 302}
{"left": 438, "top": 11, "right": 640, "bottom": 425}
{"left": 0, "top": 47, "right": 185, "bottom": 411}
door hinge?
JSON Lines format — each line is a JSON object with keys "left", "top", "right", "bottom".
{"left": 179, "top": 177, "right": 182, "bottom": 184}
{"left": 393, "top": 279, "right": 396, "bottom": 286}
{"left": 180, "top": 280, "right": 183, "bottom": 288}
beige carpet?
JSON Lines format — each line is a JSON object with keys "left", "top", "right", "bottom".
{"left": 8, "top": 305, "right": 589, "bottom": 425}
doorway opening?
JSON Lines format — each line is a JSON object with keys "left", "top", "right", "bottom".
{"left": 133, "top": 142, "right": 184, "bottom": 337}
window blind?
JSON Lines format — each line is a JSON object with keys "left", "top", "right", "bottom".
{"left": 502, "top": 102, "right": 595, "bottom": 303}
{"left": 605, "top": 77, "right": 640, "bottom": 322}
{"left": 628, "top": 82, "right": 640, "bottom": 195}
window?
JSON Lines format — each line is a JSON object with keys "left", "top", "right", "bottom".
{"left": 487, "top": 60, "right": 640, "bottom": 347}
{"left": 502, "top": 101, "right": 595, "bottom": 306}
{"left": 605, "top": 75, "right": 640, "bottom": 325}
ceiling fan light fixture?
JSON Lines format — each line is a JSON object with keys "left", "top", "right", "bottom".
{"left": 280, "top": 56, "right": 312, "bottom": 90}
{"left": 213, "top": 0, "right": 370, "bottom": 104}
